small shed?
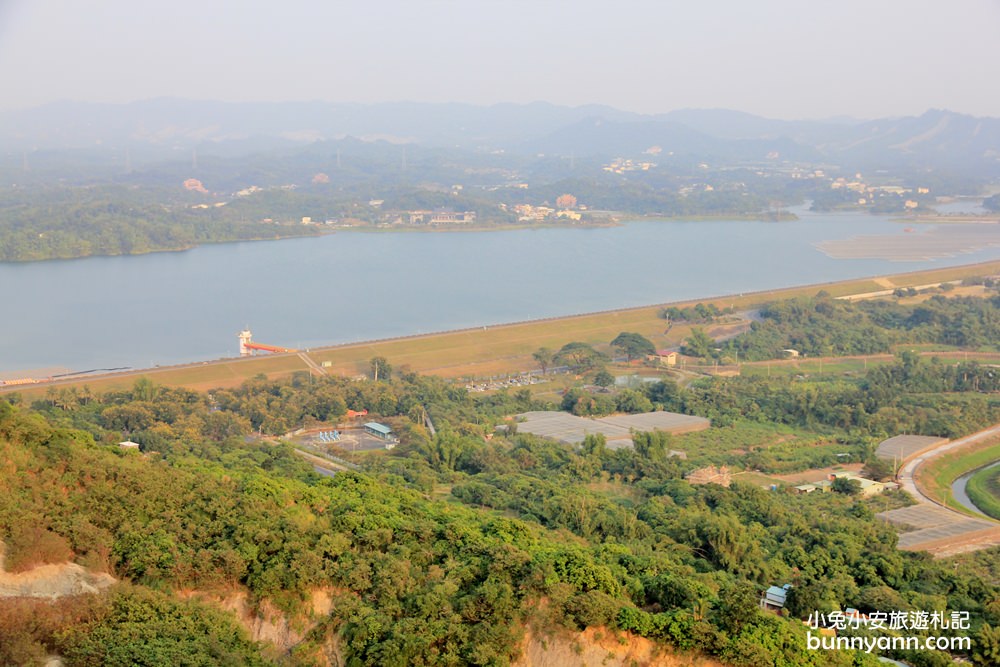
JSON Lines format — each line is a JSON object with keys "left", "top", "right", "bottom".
{"left": 760, "top": 584, "right": 792, "bottom": 611}
{"left": 118, "top": 440, "right": 141, "bottom": 451}
{"left": 364, "top": 422, "right": 393, "bottom": 441}
{"left": 651, "top": 350, "right": 678, "bottom": 367}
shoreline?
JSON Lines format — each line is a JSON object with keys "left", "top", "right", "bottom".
{"left": 0, "top": 230, "right": 322, "bottom": 264}
{"left": 5, "top": 258, "right": 1000, "bottom": 396}
{"left": 892, "top": 214, "right": 1000, "bottom": 225}
{"left": 0, "top": 211, "right": 804, "bottom": 265}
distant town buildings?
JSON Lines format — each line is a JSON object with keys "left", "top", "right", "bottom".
{"left": 829, "top": 176, "right": 930, "bottom": 210}
{"left": 513, "top": 199, "right": 585, "bottom": 223}
{"left": 514, "top": 204, "right": 555, "bottom": 222}
{"left": 381, "top": 209, "right": 477, "bottom": 225}
{"left": 678, "top": 184, "right": 716, "bottom": 197}
{"left": 428, "top": 210, "right": 476, "bottom": 224}
{"left": 603, "top": 157, "right": 657, "bottom": 174}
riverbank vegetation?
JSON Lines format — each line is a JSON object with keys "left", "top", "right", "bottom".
{"left": 966, "top": 464, "right": 1000, "bottom": 521}
{"left": 685, "top": 291, "right": 1000, "bottom": 363}
{"left": 914, "top": 439, "right": 1000, "bottom": 516}
{"left": 0, "top": 185, "right": 321, "bottom": 262}
{"left": 0, "top": 178, "right": 781, "bottom": 262}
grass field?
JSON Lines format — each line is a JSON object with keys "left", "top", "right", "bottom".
{"left": 6, "top": 259, "right": 1000, "bottom": 399}
{"left": 732, "top": 472, "right": 784, "bottom": 489}
{"left": 739, "top": 351, "right": 1000, "bottom": 380}
{"left": 916, "top": 437, "right": 1000, "bottom": 517}
{"left": 663, "top": 421, "right": 842, "bottom": 473}
{"left": 5, "top": 354, "right": 312, "bottom": 397}
{"left": 306, "top": 308, "right": 688, "bottom": 378}
{"left": 739, "top": 357, "right": 889, "bottom": 378}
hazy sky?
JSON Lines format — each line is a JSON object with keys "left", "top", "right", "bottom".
{"left": 1, "top": 0, "right": 999, "bottom": 119}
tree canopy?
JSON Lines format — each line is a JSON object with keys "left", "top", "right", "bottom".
{"left": 611, "top": 332, "right": 656, "bottom": 362}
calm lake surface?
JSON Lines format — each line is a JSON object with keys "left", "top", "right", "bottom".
{"left": 4, "top": 209, "right": 1000, "bottom": 374}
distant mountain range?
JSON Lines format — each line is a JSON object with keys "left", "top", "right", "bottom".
{"left": 2, "top": 99, "right": 999, "bottom": 177}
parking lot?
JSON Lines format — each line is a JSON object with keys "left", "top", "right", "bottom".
{"left": 516, "top": 410, "right": 709, "bottom": 447}
{"left": 879, "top": 504, "right": 1000, "bottom": 551}
{"left": 875, "top": 435, "right": 948, "bottom": 463}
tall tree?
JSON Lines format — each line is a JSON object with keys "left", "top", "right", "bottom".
{"left": 554, "top": 342, "right": 608, "bottom": 371}
{"left": 369, "top": 356, "right": 392, "bottom": 381}
{"left": 611, "top": 332, "right": 656, "bottom": 362}
{"left": 532, "top": 347, "right": 554, "bottom": 375}
{"left": 682, "top": 327, "right": 714, "bottom": 358}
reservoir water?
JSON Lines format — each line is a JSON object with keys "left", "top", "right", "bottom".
{"left": 3, "top": 209, "right": 1000, "bottom": 374}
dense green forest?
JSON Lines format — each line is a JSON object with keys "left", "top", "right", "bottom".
{"left": 684, "top": 291, "right": 1000, "bottom": 362}
{"left": 3, "top": 318, "right": 1000, "bottom": 666}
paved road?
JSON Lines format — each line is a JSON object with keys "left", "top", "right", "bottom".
{"left": 878, "top": 423, "right": 1000, "bottom": 555}
{"left": 897, "top": 423, "right": 1000, "bottom": 506}
{"left": 298, "top": 351, "right": 328, "bottom": 376}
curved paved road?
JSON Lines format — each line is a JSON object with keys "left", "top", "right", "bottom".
{"left": 878, "top": 423, "right": 1000, "bottom": 556}
{"left": 898, "top": 422, "right": 1000, "bottom": 506}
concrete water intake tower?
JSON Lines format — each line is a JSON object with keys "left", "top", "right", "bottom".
{"left": 238, "top": 329, "right": 296, "bottom": 356}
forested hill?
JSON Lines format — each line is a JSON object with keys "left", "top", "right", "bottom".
{"left": 3, "top": 338, "right": 1000, "bottom": 665}
{"left": 3, "top": 101, "right": 997, "bottom": 262}
{"left": 0, "top": 185, "right": 319, "bottom": 262}
{"left": 4, "top": 101, "right": 1000, "bottom": 175}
